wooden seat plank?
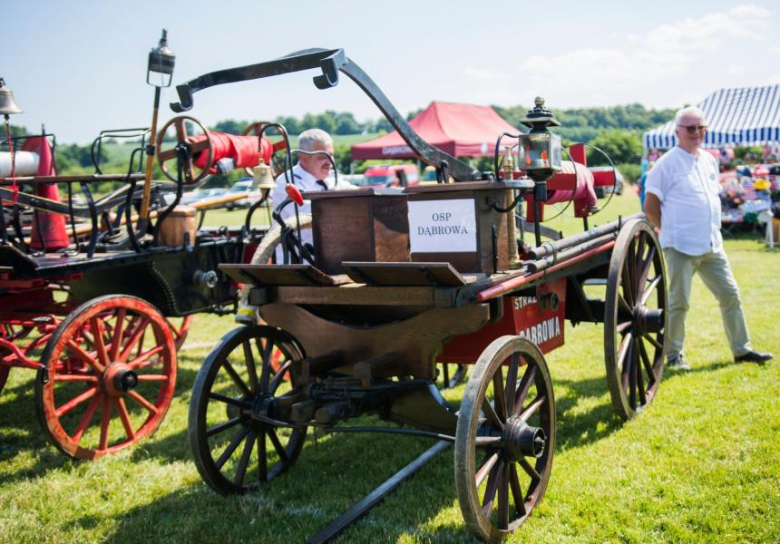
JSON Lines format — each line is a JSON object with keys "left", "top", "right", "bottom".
{"left": 341, "top": 261, "right": 467, "bottom": 287}
{"left": 219, "top": 263, "right": 352, "bottom": 287}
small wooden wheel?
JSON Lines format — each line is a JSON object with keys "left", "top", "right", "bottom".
{"left": 188, "top": 325, "right": 307, "bottom": 495}
{"left": 34, "top": 295, "right": 177, "bottom": 459}
{"left": 156, "top": 115, "right": 213, "bottom": 185}
{"left": 604, "top": 218, "right": 667, "bottom": 420}
{"left": 455, "top": 336, "right": 555, "bottom": 542}
{"left": 242, "top": 121, "right": 288, "bottom": 176}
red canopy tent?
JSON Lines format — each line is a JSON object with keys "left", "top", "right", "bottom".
{"left": 350, "top": 101, "right": 521, "bottom": 160}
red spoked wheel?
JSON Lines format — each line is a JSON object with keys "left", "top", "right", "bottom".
{"left": 35, "top": 295, "right": 177, "bottom": 459}
{"left": 167, "top": 315, "right": 194, "bottom": 350}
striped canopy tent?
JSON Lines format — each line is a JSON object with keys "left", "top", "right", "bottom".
{"left": 643, "top": 85, "right": 780, "bottom": 150}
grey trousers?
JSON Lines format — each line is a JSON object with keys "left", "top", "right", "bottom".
{"left": 664, "top": 247, "right": 752, "bottom": 361}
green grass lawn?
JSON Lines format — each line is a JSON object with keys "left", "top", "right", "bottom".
{"left": 1, "top": 189, "right": 778, "bottom": 543}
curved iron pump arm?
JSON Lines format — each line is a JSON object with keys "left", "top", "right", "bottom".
{"left": 170, "top": 48, "right": 481, "bottom": 182}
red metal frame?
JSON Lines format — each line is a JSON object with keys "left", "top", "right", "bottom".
{"left": 439, "top": 278, "right": 567, "bottom": 364}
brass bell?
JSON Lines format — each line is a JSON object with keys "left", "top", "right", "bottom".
{"left": 252, "top": 163, "right": 277, "bottom": 190}
{"left": 0, "top": 79, "right": 22, "bottom": 115}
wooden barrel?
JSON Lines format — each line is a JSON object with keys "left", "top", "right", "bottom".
{"left": 158, "top": 205, "right": 196, "bottom": 247}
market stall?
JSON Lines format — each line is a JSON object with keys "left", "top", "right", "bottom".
{"left": 350, "top": 101, "right": 520, "bottom": 160}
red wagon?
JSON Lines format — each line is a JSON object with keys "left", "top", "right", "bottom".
{"left": 0, "top": 122, "right": 271, "bottom": 459}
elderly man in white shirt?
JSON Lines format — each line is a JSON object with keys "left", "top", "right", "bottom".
{"left": 644, "top": 106, "right": 772, "bottom": 369}
{"left": 271, "top": 128, "right": 353, "bottom": 219}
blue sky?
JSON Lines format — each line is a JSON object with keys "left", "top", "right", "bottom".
{"left": 5, "top": 1, "right": 779, "bottom": 143}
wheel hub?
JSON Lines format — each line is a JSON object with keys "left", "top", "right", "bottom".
{"left": 103, "top": 362, "right": 138, "bottom": 396}
{"left": 251, "top": 394, "right": 275, "bottom": 420}
{"left": 633, "top": 305, "right": 664, "bottom": 336}
{"left": 502, "top": 416, "right": 546, "bottom": 461}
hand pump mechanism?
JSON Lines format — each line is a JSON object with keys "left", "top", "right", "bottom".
{"left": 140, "top": 30, "right": 175, "bottom": 224}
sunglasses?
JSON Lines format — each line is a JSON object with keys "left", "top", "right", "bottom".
{"left": 679, "top": 125, "right": 707, "bottom": 134}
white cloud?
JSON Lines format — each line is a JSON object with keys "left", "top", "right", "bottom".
{"left": 513, "top": 4, "right": 772, "bottom": 106}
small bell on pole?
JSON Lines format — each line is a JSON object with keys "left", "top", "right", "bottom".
{"left": 0, "top": 79, "right": 23, "bottom": 116}
{"left": 252, "top": 164, "right": 277, "bottom": 190}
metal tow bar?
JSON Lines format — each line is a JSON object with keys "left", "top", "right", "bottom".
{"left": 306, "top": 440, "right": 451, "bottom": 543}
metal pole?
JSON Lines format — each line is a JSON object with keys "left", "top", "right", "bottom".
{"left": 306, "top": 440, "right": 450, "bottom": 543}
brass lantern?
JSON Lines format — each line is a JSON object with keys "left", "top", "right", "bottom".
{"left": 516, "top": 97, "right": 561, "bottom": 182}
{"left": 147, "top": 29, "right": 176, "bottom": 87}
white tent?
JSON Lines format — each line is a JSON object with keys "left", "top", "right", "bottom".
{"left": 643, "top": 85, "right": 780, "bottom": 150}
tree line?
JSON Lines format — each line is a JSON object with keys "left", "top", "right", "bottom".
{"left": 5, "top": 104, "right": 676, "bottom": 181}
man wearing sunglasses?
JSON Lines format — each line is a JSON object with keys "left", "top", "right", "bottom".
{"left": 644, "top": 106, "right": 772, "bottom": 370}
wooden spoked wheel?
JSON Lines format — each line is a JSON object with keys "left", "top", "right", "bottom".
{"left": 455, "top": 336, "right": 555, "bottom": 542}
{"left": 436, "top": 362, "right": 468, "bottom": 390}
{"left": 34, "top": 295, "right": 177, "bottom": 459}
{"left": 242, "top": 121, "right": 288, "bottom": 176}
{"left": 604, "top": 219, "right": 667, "bottom": 420}
{"left": 188, "top": 325, "right": 307, "bottom": 495}
{"left": 156, "top": 115, "right": 213, "bottom": 185}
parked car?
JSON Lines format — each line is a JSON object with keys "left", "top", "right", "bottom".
{"left": 589, "top": 166, "right": 624, "bottom": 198}
{"left": 226, "top": 179, "right": 263, "bottom": 210}
{"left": 361, "top": 164, "right": 419, "bottom": 187}
{"left": 340, "top": 174, "right": 365, "bottom": 186}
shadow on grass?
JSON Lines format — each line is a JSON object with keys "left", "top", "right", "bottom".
{"left": 552, "top": 373, "right": 624, "bottom": 451}
{"left": 101, "top": 425, "right": 476, "bottom": 543}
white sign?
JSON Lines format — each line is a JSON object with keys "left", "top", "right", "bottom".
{"left": 408, "top": 199, "right": 477, "bottom": 253}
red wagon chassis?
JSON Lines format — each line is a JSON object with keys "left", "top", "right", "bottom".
{"left": 0, "top": 166, "right": 253, "bottom": 460}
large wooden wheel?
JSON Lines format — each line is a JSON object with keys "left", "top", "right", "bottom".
{"left": 188, "top": 325, "right": 307, "bottom": 495}
{"left": 34, "top": 295, "right": 177, "bottom": 459}
{"left": 156, "top": 115, "right": 213, "bottom": 185}
{"left": 455, "top": 336, "right": 555, "bottom": 543}
{"left": 604, "top": 219, "right": 667, "bottom": 420}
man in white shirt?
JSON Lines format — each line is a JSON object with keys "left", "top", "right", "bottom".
{"left": 271, "top": 128, "right": 353, "bottom": 219}
{"left": 645, "top": 106, "right": 772, "bottom": 369}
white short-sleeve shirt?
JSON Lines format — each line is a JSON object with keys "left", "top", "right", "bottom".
{"left": 645, "top": 146, "right": 722, "bottom": 256}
